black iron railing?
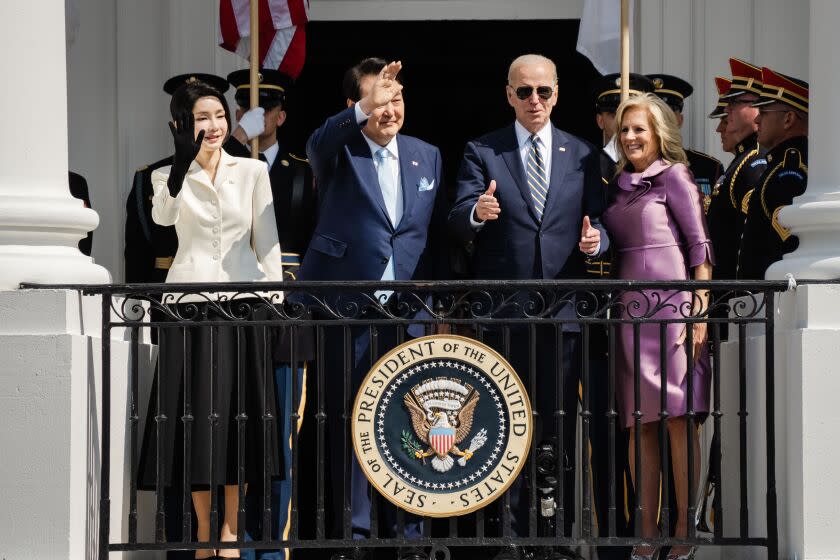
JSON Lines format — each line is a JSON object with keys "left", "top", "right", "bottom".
{"left": 28, "top": 279, "right": 787, "bottom": 559}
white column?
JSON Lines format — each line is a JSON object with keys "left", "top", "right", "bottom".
{"left": 0, "top": 0, "right": 110, "bottom": 289}
{"left": 766, "top": 0, "right": 840, "bottom": 280}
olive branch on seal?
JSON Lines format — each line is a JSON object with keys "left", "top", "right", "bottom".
{"left": 401, "top": 430, "right": 425, "bottom": 463}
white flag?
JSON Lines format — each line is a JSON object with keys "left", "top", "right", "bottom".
{"left": 576, "top": 0, "right": 634, "bottom": 75}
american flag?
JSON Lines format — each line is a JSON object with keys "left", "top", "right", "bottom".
{"left": 429, "top": 426, "right": 455, "bottom": 456}
{"left": 218, "top": 0, "right": 310, "bottom": 79}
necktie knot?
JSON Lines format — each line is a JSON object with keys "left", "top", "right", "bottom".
{"left": 376, "top": 147, "right": 389, "bottom": 162}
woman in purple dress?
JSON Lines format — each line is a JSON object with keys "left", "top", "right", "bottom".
{"left": 601, "top": 93, "right": 713, "bottom": 560}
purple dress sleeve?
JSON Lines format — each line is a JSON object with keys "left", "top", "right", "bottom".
{"left": 665, "top": 163, "right": 715, "bottom": 268}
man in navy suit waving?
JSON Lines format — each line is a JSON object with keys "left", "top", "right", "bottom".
{"left": 300, "top": 58, "right": 446, "bottom": 560}
{"left": 449, "top": 54, "right": 609, "bottom": 556}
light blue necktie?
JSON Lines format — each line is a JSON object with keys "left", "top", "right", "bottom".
{"left": 375, "top": 147, "right": 402, "bottom": 300}
{"left": 526, "top": 135, "right": 549, "bottom": 220}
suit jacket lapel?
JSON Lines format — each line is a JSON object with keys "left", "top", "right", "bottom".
{"left": 347, "top": 135, "right": 391, "bottom": 225}
{"left": 541, "top": 127, "right": 571, "bottom": 221}
{"left": 500, "top": 125, "right": 540, "bottom": 224}
{"left": 397, "top": 135, "right": 418, "bottom": 230}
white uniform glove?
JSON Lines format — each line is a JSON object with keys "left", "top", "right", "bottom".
{"left": 237, "top": 107, "right": 265, "bottom": 140}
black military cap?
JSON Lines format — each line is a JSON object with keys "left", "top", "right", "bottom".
{"left": 162, "top": 73, "right": 230, "bottom": 96}
{"left": 593, "top": 73, "right": 655, "bottom": 113}
{"left": 647, "top": 74, "right": 694, "bottom": 112}
{"left": 228, "top": 68, "right": 294, "bottom": 110}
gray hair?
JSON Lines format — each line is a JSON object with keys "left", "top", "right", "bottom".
{"left": 508, "top": 54, "right": 558, "bottom": 84}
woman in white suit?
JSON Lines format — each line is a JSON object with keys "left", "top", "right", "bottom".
{"left": 138, "top": 80, "right": 284, "bottom": 560}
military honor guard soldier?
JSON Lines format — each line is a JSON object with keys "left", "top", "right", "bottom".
{"left": 647, "top": 73, "right": 725, "bottom": 214}
{"left": 224, "top": 68, "right": 318, "bottom": 560}
{"left": 738, "top": 68, "right": 809, "bottom": 279}
{"left": 707, "top": 58, "right": 768, "bottom": 281}
{"left": 124, "top": 73, "right": 231, "bottom": 284}
{"left": 226, "top": 69, "right": 317, "bottom": 281}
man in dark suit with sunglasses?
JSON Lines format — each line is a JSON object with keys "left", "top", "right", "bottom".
{"left": 449, "top": 53, "right": 608, "bottom": 560}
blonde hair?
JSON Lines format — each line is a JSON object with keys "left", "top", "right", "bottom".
{"left": 508, "top": 54, "right": 558, "bottom": 84}
{"left": 614, "top": 92, "right": 688, "bottom": 173}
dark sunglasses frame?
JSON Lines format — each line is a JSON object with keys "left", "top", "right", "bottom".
{"left": 512, "top": 85, "right": 555, "bottom": 100}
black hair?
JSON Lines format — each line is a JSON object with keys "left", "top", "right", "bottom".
{"left": 170, "top": 81, "right": 232, "bottom": 133}
{"left": 342, "top": 57, "right": 402, "bottom": 102}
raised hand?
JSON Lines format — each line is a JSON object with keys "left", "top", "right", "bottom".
{"left": 166, "top": 111, "right": 203, "bottom": 194}
{"left": 475, "top": 180, "right": 500, "bottom": 222}
{"left": 359, "top": 61, "right": 403, "bottom": 114}
{"left": 578, "top": 215, "right": 601, "bottom": 254}
{"left": 168, "top": 111, "right": 204, "bottom": 169}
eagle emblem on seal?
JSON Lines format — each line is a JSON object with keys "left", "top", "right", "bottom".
{"left": 401, "top": 377, "right": 488, "bottom": 473}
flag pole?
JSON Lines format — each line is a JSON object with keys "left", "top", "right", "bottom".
{"left": 620, "top": 0, "right": 630, "bottom": 102}
{"left": 249, "top": 0, "right": 260, "bottom": 158}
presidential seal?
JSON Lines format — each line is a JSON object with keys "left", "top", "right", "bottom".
{"left": 352, "top": 335, "right": 532, "bottom": 517}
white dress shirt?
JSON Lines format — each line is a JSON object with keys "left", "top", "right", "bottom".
{"left": 151, "top": 149, "right": 284, "bottom": 298}
{"left": 603, "top": 135, "right": 619, "bottom": 163}
{"left": 261, "top": 141, "right": 280, "bottom": 168}
{"left": 355, "top": 102, "right": 404, "bottom": 295}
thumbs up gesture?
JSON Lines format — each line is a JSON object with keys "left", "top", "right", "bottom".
{"left": 474, "top": 180, "right": 501, "bottom": 222}
{"left": 578, "top": 215, "right": 601, "bottom": 255}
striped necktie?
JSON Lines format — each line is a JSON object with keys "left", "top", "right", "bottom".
{"left": 527, "top": 134, "right": 549, "bottom": 219}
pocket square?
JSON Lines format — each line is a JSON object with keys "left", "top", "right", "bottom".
{"left": 417, "top": 177, "right": 435, "bottom": 191}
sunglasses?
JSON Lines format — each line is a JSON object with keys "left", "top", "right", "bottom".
{"left": 512, "top": 85, "right": 555, "bottom": 100}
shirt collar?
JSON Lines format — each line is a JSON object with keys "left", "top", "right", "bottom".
{"left": 362, "top": 133, "right": 400, "bottom": 161}
{"left": 262, "top": 142, "right": 280, "bottom": 167}
{"left": 514, "top": 120, "right": 552, "bottom": 149}
{"left": 603, "top": 135, "right": 619, "bottom": 162}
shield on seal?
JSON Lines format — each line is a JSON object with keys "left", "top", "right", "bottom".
{"left": 429, "top": 425, "right": 455, "bottom": 456}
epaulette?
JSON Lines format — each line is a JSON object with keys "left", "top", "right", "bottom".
{"left": 782, "top": 148, "right": 807, "bottom": 175}
{"left": 136, "top": 165, "right": 149, "bottom": 172}
{"left": 761, "top": 147, "right": 807, "bottom": 239}
{"left": 289, "top": 153, "right": 310, "bottom": 164}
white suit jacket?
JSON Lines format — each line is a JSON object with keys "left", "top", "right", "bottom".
{"left": 151, "top": 149, "right": 284, "bottom": 297}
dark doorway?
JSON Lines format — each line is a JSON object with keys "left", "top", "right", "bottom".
{"left": 283, "top": 19, "right": 602, "bottom": 187}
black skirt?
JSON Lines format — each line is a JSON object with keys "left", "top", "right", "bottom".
{"left": 138, "top": 300, "right": 282, "bottom": 491}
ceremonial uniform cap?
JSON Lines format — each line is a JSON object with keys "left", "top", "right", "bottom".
{"left": 709, "top": 76, "right": 732, "bottom": 119}
{"left": 647, "top": 74, "right": 694, "bottom": 112}
{"left": 720, "top": 58, "right": 763, "bottom": 99}
{"left": 752, "top": 67, "right": 809, "bottom": 113}
{"left": 593, "top": 73, "right": 655, "bottom": 112}
{"left": 227, "top": 68, "right": 294, "bottom": 110}
{"left": 162, "top": 73, "right": 230, "bottom": 95}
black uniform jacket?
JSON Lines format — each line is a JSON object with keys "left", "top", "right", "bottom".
{"left": 124, "top": 155, "right": 177, "bottom": 283}
{"left": 706, "top": 134, "right": 767, "bottom": 279}
{"left": 737, "top": 135, "right": 807, "bottom": 279}
{"left": 686, "top": 148, "right": 724, "bottom": 215}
